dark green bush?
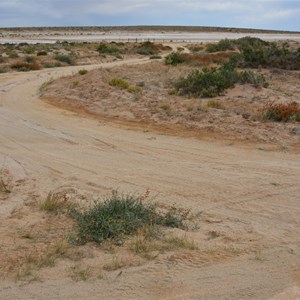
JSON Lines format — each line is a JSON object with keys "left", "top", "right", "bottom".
{"left": 69, "top": 191, "right": 187, "bottom": 244}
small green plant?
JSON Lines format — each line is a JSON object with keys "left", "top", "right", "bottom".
{"left": 69, "top": 191, "right": 188, "bottom": 245}
{"left": 263, "top": 101, "right": 300, "bottom": 122}
{"left": 72, "top": 80, "right": 79, "bottom": 87}
{"left": 78, "top": 69, "right": 88, "bottom": 75}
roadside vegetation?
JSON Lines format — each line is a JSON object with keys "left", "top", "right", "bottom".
{"left": 0, "top": 41, "right": 171, "bottom": 73}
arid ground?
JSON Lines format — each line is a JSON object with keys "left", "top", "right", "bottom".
{"left": 0, "top": 29, "right": 300, "bottom": 299}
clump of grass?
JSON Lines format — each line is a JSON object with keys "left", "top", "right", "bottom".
{"left": 39, "top": 191, "right": 71, "bottom": 214}
{"left": 78, "top": 69, "right": 88, "bottom": 75}
{"left": 0, "top": 178, "right": 11, "bottom": 193}
{"left": 109, "top": 77, "right": 130, "bottom": 89}
{"left": 54, "top": 54, "right": 74, "bottom": 65}
{"left": 263, "top": 101, "right": 300, "bottom": 122}
{"left": 127, "top": 85, "right": 142, "bottom": 94}
{"left": 69, "top": 191, "right": 188, "bottom": 245}
{"left": 206, "top": 100, "right": 224, "bottom": 109}
{"left": 109, "top": 77, "right": 142, "bottom": 94}
{"left": 72, "top": 80, "right": 79, "bottom": 87}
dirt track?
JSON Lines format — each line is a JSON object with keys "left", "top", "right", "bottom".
{"left": 0, "top": 58, "right": 300, "bottom": 299}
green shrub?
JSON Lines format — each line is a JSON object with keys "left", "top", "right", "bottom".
{"left": 69, "top": 191, "right": 187, "bottom": 244}
{"left": 0, "top": 67, "right": 8, "bottom": 74}
{"left": 55, "top": 54, "right": 74, "bottom": 65}
{"left": 109, "top": 77, "right": 130, "bottom": 89}
{"left": 165, "top": 52, "right": 186, "bottom": 65}
{"left": 263, "top": 101, "right": 300, "bottom": 122}
{"left": 78, "top": 69, "right": 88, "bottom": 75}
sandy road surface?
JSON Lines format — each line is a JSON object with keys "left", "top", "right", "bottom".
{"left": 0, "top": 58, "right": 300, "bottom": 299}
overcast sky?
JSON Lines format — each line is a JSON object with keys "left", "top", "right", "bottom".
{"left": 0, "top": 0, "right": 299, "bottom": 31}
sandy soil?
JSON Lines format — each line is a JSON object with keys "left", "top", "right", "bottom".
{"left": 0, "top": 56, "right": 300, "bottom": 299}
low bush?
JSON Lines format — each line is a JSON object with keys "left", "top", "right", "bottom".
{"left": 109, "top": 77, "right": 142, "bottom": 94}
{"left": 55, "top": 54, "right": 74, "bottom": 65}
{"left": 263, "top": 101, "right": 300, "bottom": 122}
{"left": 69, "top": 191, "right": 188, "bottom": 244}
